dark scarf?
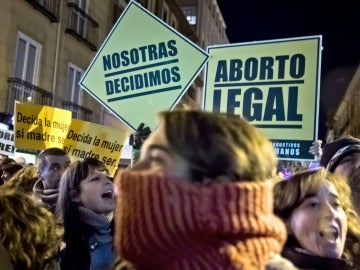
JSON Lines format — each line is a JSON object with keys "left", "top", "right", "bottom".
{"left": 282, "top": 246, "right": 355, "bottom": 270}
{"left": 78, "top": 206, "right": 113, "bottom": 244}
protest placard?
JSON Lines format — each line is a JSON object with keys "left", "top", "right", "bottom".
{"left": 204, "top": 36, "right": 322, "bottom": 160}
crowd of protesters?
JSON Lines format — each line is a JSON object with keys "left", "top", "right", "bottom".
{"left": 1, "top": 109, "right": 360, "bottom": 270}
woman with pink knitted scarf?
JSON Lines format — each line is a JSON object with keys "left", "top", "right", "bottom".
{"left": 114, "top": 110, "right": 289, "bottom": 270}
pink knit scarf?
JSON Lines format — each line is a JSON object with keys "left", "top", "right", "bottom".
{"left": 114, "top": 171, "right": 286, "bottom": 270}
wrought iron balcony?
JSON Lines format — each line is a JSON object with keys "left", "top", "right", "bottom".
{"left": 6, "top": 77, "right": 53, "bottom": 115}
{"left": 25, "top": 0, "right": 60, "bottom": 22}
{"left": 65, "top": 2, "right": 98, "bottom": 51}
{"left": 62, "top": 101, "right": 92, "bottom": 122}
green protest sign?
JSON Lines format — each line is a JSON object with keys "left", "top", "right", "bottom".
{"left": 80, "top": 0, "right": 209, "bottom": 131}
{"left": 204, "top": 36, "right": 322, "bottom": 160}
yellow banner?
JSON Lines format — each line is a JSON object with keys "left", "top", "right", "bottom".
{"left": 14, "top": 103, "right": 129, "bottom": 176}
{"left": 63, "top": 119, "right": 129, "bottom": 176}
{"left": 14, "top": 102, "right": 72, "bottom": 150}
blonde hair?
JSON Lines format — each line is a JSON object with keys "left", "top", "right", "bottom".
{"left": 2, "top": 165, "right": 38, "bottom": 194}
{"left": 0, "top": 188, "right": 62, "bottom": 269}
{"left": 274, "top": 168, "right": 360, "bottom": 265}
{"left": 159, "top": 110, "right": 277, "bottom": 182}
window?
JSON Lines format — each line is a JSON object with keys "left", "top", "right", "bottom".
{"left": 66, "top": 63, "right": 83, "bottom": 104}
{"left": 182, "top": 6, "right": 197, "bottom": 25}
{"left": 14, "top": 32, "right": 41, "bottom": 84}
{"left": 73, "top": 0, "right": 88, "bottom": 37}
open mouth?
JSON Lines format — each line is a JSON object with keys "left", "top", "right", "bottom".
{"left": 101, "top": 190, "right": 114, "bottom": 199}
{"left": 319, "top": 227, "right": 339, "bottom": 243}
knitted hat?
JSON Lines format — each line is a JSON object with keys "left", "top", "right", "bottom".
{"left": 114, "top": 170, "right": 286, "bottom": 269}
{"left": 320, "top": 136, "right": 360, "bottom": 172}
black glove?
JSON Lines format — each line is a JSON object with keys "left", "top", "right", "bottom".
{"left": 129, "top": 123, "right": 151, "bottom": 150}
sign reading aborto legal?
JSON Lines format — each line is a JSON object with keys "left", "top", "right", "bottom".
{"left": 203, "top": 36, "right": 322, "bottom": 160}
{"left": 80, "top": 0, "right": 209, "bottom": 131}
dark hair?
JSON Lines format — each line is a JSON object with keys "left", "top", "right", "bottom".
{"left": 1, "top": 163, "right": 23, "bottom": 176}
{"left": 56, "top": 158, "right": 109, "bottom": 224}
{"left": 320, "top": 136, "right": 360, "bottom": 172}
{"left": 1, "top": 158, "right": 15, "bottom": 166}
{"left": 36, "top": 147, "right": 68, "bottom": 171}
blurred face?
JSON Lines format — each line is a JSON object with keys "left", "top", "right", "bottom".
{"left": 288, "top": 181, "right": 347, "bottom": 258}
{"left": 0, "top": 155, "right": 7, "bottom": 165}
{"left": 133, "top": 121, "right": 192, "bottom": 181}
{"left": 1, "top": 171, "right": 11, "bottom": 181}
{"left": 77, "top": 168, "right": 115, "bottom": 214}
{"left": 38, "top": 155, "right": 71, "bottom": 189}
{"left": 334, "top": 152, "right": 360, "bottom": 180}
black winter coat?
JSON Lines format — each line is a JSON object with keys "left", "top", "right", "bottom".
{"left": 282, "top": 247, "right": 356, "bottom": 270}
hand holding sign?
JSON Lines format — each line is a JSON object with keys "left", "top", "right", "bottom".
{"left": 309, "top": 139, "right": 323, "bottom": 160}
{"left": 129, "top": 123, "right": 151, "bottom": 150}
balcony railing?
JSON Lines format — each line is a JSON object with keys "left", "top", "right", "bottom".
{"left": 25, "top": 0, "right": 60, "bottom": 22}
{"left": 65, "top": 2, "right": 98, "bottom": 51}
{"left": 6, "top": 77, "right": 53, "bottom": 114}
{"left": 62, "top": 101, "right": 92, "bottom": 122}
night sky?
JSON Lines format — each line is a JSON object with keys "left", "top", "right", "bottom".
{"left": 217, "top": 1, "right": 360, "bottom": 141}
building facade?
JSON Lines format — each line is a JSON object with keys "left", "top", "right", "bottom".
{"left": 0, "top": 0, "right": 228, "bottom": 161}
{"left": 327, "top": 64, "right": 360, "bottom": 142}
{"left": 1, "top": 0, "right": 117, "bottom": 128}
{"left": 176, "top": 0, "right": 228, "bottom": 103}
{"left": 0, "top": 0, "right": 228, "bottom": 127}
